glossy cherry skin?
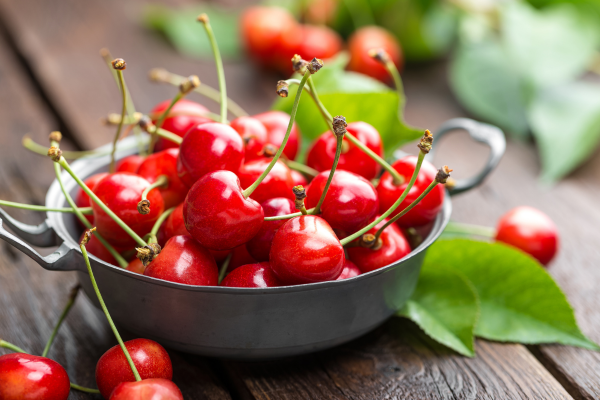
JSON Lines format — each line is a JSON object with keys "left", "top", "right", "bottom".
{"left": 290, "top": 170, "right": 308, "bottom": 187}
{"left": 336, "top": 260, "right": 361, "bottom": 280}
{"left": 347, "top": 26, "right": 403, "bottom": 82}
{"left": 116, "top": 155, "right": 145, "bottom": 174}
{"left": 177, "top": 122, "right": 245, "bottom": 187}
{"left": 306, "top": 169, "right": 379, "bottom": 233}
{"left": 238, "top": 159, "right": 295, "bottom": 205}
{"left": 184, "top": 170, "right": 264, "bottom": 251}
{"left": 347, "top": 218, "right": 411, "bottom": 273}
{"left": 96, "top": 338, "right": 173, "bottom": 399}
{"left": 495, "top": 206, "right": 559, "bottom": 266}
{"left": 93, "top": 173, "right": 165, "bottom": 246}
{"left": 144, "top": 235, "right": 218, "bottom": 285}
{"left": 137, "top": 148, "right": 188, "bottom": 209}
{"left": 76, "top": 172, "right": 109, "bottom": 225}
{"left": 0, "top": 353, "right": 70, "bottom": 400}
{"left": 228, "top": 244, "right": 258, "bottom": 273}
{"left": 221, "top": 262, "right": 281, "bottom": 288}
{"left": 270, "top": 215, "right": 345, "bottom": 284}
{"left": 110, "top": 379, "right": 183, "bottom": 400}
{"left": 230, "top": 116, "right": 268, "bottom": 162}
{"left": 307, "top": 122, "right": 384, "bottom": 180}
{"left": 376, "top": 156, "right": 444, "bottom": 228}
{"left": 253, "top": 111, "right": 299, "bottom": 161}
{"left": 246, "top": 198, "right": 295, "bottom": 261}
{"left": 151, "top": 99, "right": 212, "bottom": 152}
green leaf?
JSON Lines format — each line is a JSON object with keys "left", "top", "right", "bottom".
{"left": 425, "top": 239, "right": 599, "bottom": 350}
{"left": 398, "top": 263, "right": 479, "bottom": 357}
{"left": 528, "top": 82, "right": 600, "bottom": 182}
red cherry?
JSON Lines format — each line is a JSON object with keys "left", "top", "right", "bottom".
{"left": 295, "top": 25, "right": 343, "bottom": 62}
{"left": 230, "top": 116, "right": 268, "bottom": 161}
{"left": 246, "top": 197, "right": 295, "bottom": 261}
{"left": 336, "top": 260, "right": 361, "bottom": 280}
{"left": 81, "top": 232, "right": 128, "bottom": 266}
{"left": 177, "top": 122, "right": 244, "bottom": 187}
{"left": 305, "top": 169, "right": 379, "bottom": 233}
{"left": 495, "top": 206, "right": 559, "bottom": 266}
{"left": 110, "top": 379, "right": 183, "bottom": 400}
{"left": 270, "top": 215, "right": 345, "bottom": 284}
{"left": 307, "top": 122, "right": 383, "bottom": 180}
{"left": 0, "top": 353, "right": 70, "bottom": 400}
{"left": 184, "top": 170, "right": 264, "bottom": 251}
{"left": 347, "top": 26, "right": 403, "bottom": 82}
{"left": 221, "top": 262, "right": 281, "bottom": 288}
{"left": 376, "top": 156, "right": 444, "bottom": 227}
{"left": 76, "top": 172, "right": 109, "bottom": 225}
{"left": 144, "top": 235, "right": 218, "bottom": 285}
{"left": 137, "top": 148, "right": 188, "bottom": 209}
{"left": 228, "top": 244, "right": 258, "bottom": 273}
{"left": 95, "top": 338, "right": 173, "bottom": 399}
{"left": 347, "top": 218, "right": 411, "bottom": 273}
{"left": 126, "top": 258, "right": 146, "bottom": 274}
{"left": 151, "top": 99, "right": 212, "bottom": 152}
{"left": 290, "top": 170, "right": 308, "bottom": 187}
{"left": 253, "top": 111, "right": 300, "bottom": 160}
{"left": 238, "top": 159, "right": 295, "bottom": 204}
{"left": 116, "top": 155, "right": 145, "bottom": 174}
{"left": 93, "top": 173, "right": 165, "bottom": 246}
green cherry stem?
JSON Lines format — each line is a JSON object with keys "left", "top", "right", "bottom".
{"left": 198, "top": 14, "right": 227, "bottom": 123}
{"left": 0, "top": 200, "right": 92, "bottom": 214}
{"left": 80, "top": 230, "right": 142, "bottom": 382}
{"left": 109, "top": 59, "right": 128, "bottom": 173}
{"left": 0, "top": 339, "right": 26, "bottom": 353}
{"left": 369, "top": 49, "right": 405, "bottom": 114}
{"left": 152, "top": 126, "right": 183, "bottom": 145}
{"left": 284, "top": 159, "right": 318, "bottom": 177}
{"left": 23, "top": 135, "right": 140, "bottom": 160}
{"left": 263, "top": 207, "right": 317, "bottom": 221}
{"left": 70, "top": 383, "right": 101, "bottom": 394}
{"left": 148, "top": 110, "right": 222, "bottom": 123}
{"left": 218, "top": 253, "right": 232, "bottom": 284}
{"left": 41, "top": 285, "right": 80, "bottom": 358}
{"left": 147, "top": 206, "right": 176, "bottom": 244}
{"left": 443, "top": 222, "right": 495, "bottom": 238}
{"left": 138, "top": 175, "right": 168, "bottom": 216}
{"left": 312, "top": 123, "right": 345, "bottom": 215}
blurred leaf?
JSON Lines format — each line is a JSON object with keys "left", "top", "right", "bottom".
{"left": 529, "top": 82, "right": 600, "bottom": 182}
{"left": 398, "top": 263, "right": 478, "bottom": 357}
{"left": 144, "top": 5, "right": 241, "bottom": 60}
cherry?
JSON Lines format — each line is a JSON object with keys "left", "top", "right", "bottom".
{"left": 270, "top": 215, "right": 345, "bottom": 284}
{"left": 246, "top": 197, "right": 295, "bottom": 261}
{"left": 144, "top": 235, "right": 218, "bottom": 285}
{"left": 290, "top": 169, "right": 308, "bottom": 187}
{"left": 81, "top": 232, "right": 128, "bottom": 266}
{"left": 228, "top": 244, "right": 258, "bottom": 273}
{"left": 336, "top": 259, "right": 361, "bottom": 280}
{"left": 306, "top": 169, "right": 379, "bottom": 233}
{"left": 96, "top": 338, "right": 173, "bottom": 399}
{"left": 92, "top": 173, "right": 165, "bottom": 246}
{"left": 0, "top": 353, "right": 70, "bottom": 400}
{"left": 295, "top": 25, "right": 343, "bottom": 63}
{"left": 177, "top": 122, "right": 244, "bottom": 187}
{"left": 253, "top": 111, "right": 300, "bottom": 161}
{"left": 76, "top": 172, "right": 109, "bottom": 224}
{"left": 238, "top": 158, "right": 295, "bottom": 204}
{"left": 137, "top": 148, "right": 188, "bottom": 209}
{"left": 230, "top": 116, "right": 268, "bottom": 162}
{"left": 376, "top": 156, "right": 444, "bottom": 228}
{"left": 221, "top": 262, "right": 281, "bottom": 288}
{"left": 495, "top": 206, "right": 559, "bottom": 266}
{"left": 110, "top": 379, "right": 183, "bottom": 400}
{"left": 116, "top": 155, "right": 145, "bottom": 174}
{"left": 347, "top": 218, "right": 411, "bottom": 273}
{"left": 151, "top": 98, "right": 212, "bottom": 152}
{"left": 347, "top": 26, "right": 403, "bottom": 82}
{"left": 126, "top": 258, "right": 146, "bottom": 274}
{"left": 184, "top": 170, "right": 264, "bottom": 251}
{"left": 307, "top": 122, "right": 383, "bottom": 180}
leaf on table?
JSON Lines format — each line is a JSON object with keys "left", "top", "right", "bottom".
{"left": 398, "top": 263, "right": 479, "bottom": 357}
{"left": 425, "top": 239, "right": 599, "bottom": 350}
{"left": 528, "top": 81, "right": 600, "bottom": 182}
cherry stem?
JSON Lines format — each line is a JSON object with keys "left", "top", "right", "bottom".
{"left": 148, "top": 110, "right": 222, "bottom": 123}
{"left": 152, "top": 126, "right": 183, "bottom": 145}
{"left": 23, "top": 135, "right": 141, "bottom": 160}
{"left": 198, "top": 14, "right": 228, "bottom": 124}
{"left": 148, "top": 92, "right": 183, "bottom": 153}
{"left": 147, "top": 206, "right": 176, "bottom": 244}
{"left": 263, "top": 207, "right": 317, "bottom": 221}
{"left": 284, "top": 159, "right": 318, "bottom": 177}
{"left": 340, "top": 151, "right": 425, "bottom": 246}
{"left": 42, "top": 284, "right": 80, "bottom": 358}
{"left": 443, "top": 222, "right": 495, "bottom": 238}
{"left": 142, "top": 175, "right": 168, "bottom": 202}
{"left": 374, "top": 49, "right": 405, "bottom": 114}
{"left": 312, "top": 134, "right": 343, "bottom": 215}
{"left": 218, "top": 253, "right": 232, "bottom": 284}
{"left": 0, "top": 200, "right": 92, "bottom": 214}
{"left": 80, "top": 235, "right": 142, "bottom": 382}
{"left": 109, "top": 69, "right": 127, "bottom": 173}
{"left": 243, "top": 71, "right": 311, "bottom": 198}
{"left": 0, "top": 339, "right": 26, "bottom": 353}
{"left": 70, "top": 383, "right": 101, "bottom": 394}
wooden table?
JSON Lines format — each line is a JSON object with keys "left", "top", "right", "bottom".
{"left": 0, "top": 0, "right": 599, "bottom": 398}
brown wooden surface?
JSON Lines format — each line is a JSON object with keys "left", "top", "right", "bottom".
{"left": 0, "top": 0, "right": 598, "bottom": 398}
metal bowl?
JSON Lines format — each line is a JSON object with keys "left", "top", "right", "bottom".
{"left": 0, "top": 118, "right": 504, "bottom": 359}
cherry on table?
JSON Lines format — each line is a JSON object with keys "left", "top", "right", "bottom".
{"left": 76, "top": 172, "right": 109, "bottom": 225}
{"left": 221, "top": 262, "right": 281, "bottom": 288}
{"left": 253, "top": 111, "right": 300, "bottom": 161}
{"left": 347, "top": 26, "right": 403, "bottom": 82}
{"left": 0, "top": 353, "right": 70, "bottom": 400}
{"left": 230, "top": 116, "right": 268, "bottom": 162}
{"left": 151, "top": 98, "right": 212, "bottom": 152}
{"left": 238, "top": 158, "right": 295, "bottom": 205}
{"left": 336, "top": 259, "right": 361, "bottom": 280}
{"left": 246, "top": 197, "right": 295, "bottom": 261}
{"left": 109, "top": 378, "right": 183, "bottom": 400}
{"left": 137, "top": 148, "right": 188, "bottom": 209}
{"left": 116, "top": 155, "right": 145, "bottom": 174}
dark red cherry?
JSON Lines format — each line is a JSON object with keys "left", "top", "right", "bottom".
{"left": 221, "top": 262, "right": 281, "bottom": 288}
{"left": 230, "top": 116, "right": 268, "bottom": 161}
{"left": 0, "top": 353, "right": 70, "bottom": 400}
{"left": 376, "top": 156, "right": 444, "bottom": 227}
{"left": 347, "top": 26, "right": 403, "bottom": 82}
{"left": 305, "top": 169, "right": 379, "bottom": 233}
{"left": 246, "top": 197, "right": 295, "bottom": 261}
{"left": 144, "top": 235, "right": 218, "bottom": 285}
{"left": 96, "top": 338, "right": 173, "bottom": 399}
{"left": 93, "top": 173, "right": 165, "bottom": 246}
{"left": 126, "top": 258, "right": 146, "bottom": 274}
{"left": 347, "top": 218, "right": 411, "bottom": 273}
{"left": 116, "top": 155, "right": 145, "bottom": 174}
{"left": 270, "top": 215, "right": 345, "bottom": 284}
{"left": 76, "top": 172, "right": 109, "bottom": 225}
{"left": 151, "top": 98, "right": 212, "bottom": 152}
{"left": 336, "top": 259, "right": 361, "bottom": 280}
{"left": 184, "top": 170, "right": 264, "bottom": 251}
{"left": 307, "top": 122, "right": 383, "bottom": 180}
{"left": 137, "top": 148, "right": 188, "bottom": 209}
{"left": 228, "top": 244, "right": 258, "bottom": 273}
{"left": 253, "top": 111, "right": 299, "bottom": 160}
{"left": 110, "top": 379, "right": 183, "bottom": 400}
{"left": 81, "top": 232, "right": 128, "bottom": 266}
{"left": 290, "top": 169, "right": 308, "bottom": 187}
{"left": 495, "top": 206, "right": 559, "bottom": 266}
{"left": 177, "top": 122, "right": 244, "bottom": 187}
{"left": 238, "top": 159, "right": 295, "bottom": 204}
